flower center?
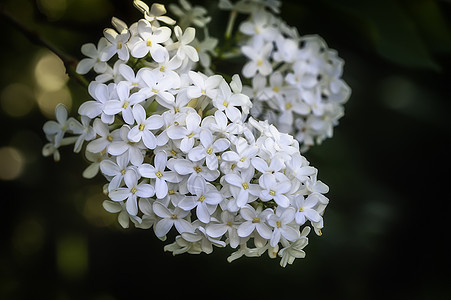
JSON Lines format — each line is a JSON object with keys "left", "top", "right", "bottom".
{"left": 131, "top": 187, "right": 137, "bottom": 194}
{"left": 276, "top": 221, "right": 281, "bottom": 228}
{"left": 299, "top": 206, "right": 304, "bottom": 212}
{"left": 171, "top": 214, "right": 177, "bottom": 219}
{"left": 273, "top": 86, "right": 280, "bottom": 93}
{"left": 187, "top": 132, "right": 195, "bottom": 138}
{"left": 139, "top": 123, "right": 145, "bottom": 131}
{"left": 240, "top": 156, "right": 246, "bottom": 162}
{"left": 242, "top": 182, "right": 249, "bottom": 190}
{"left": 146, "top": 39, "right": 152, "bottom": 47}
{"left": 269, "top": 189, "right": 276, "bottom": 196}
{"left": 121, "top": 169, "right": 126, "bottom": 175}
{"left": 107, "top": 135, "right": 114, "bottom": 142}
{"left": 206, "top": 147, "right": 213, "bottom": 155}
{"left": 199, "top": 195, "right": 205, "bottom": 202}
{"left": 155, "top": 171, "right": 163, "bottom": 178}
{"left": 194, "top": 166, "right": 202, "bottom": 173}
{"left": 152, "top": 88, "right": 159, "bottom": 94}
{"left": 223, "top": 100, "right": 229, "bottom": 107}
{"left": 252, "top": 217, "right": 260, "bottom": 223}
{"left": 257, "top": 59, "right": 263, "bottom": 66}
{"left": 160, "top": 65, "right": 165, "bottom": 72}
{"left": 122, "top": 101, "right": 129, "bottom": 109}
{"left": 285, "top": 102, "right": 292, "bottom": 110}
{"left": 117, "top": 42, "right": 123, "bottom": 50}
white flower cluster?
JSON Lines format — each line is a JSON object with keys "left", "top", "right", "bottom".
{"left": 227, "top": 2, "right": 351, "bottom": 151}
{"left": 42, "top": 0, "right": 331, "bottom": 267}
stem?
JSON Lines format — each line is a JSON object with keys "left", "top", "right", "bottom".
{"left": 0, "top": 8, "right": 88, "bottom": 88}
{"left": 225, "top": 10, "right": 237, "bottom": 40}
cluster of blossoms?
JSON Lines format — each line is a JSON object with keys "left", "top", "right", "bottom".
{"left": 222, "top": 1, "right": 351, "bottom": 151}
{"left": 42, "top": 0, "right": 332, "bottom": 267}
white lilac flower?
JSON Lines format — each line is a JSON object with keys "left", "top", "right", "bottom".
{"left": 108, "top": 170, "right": 155, "bottom": 215}
{"left": 100, "top": 153, "right": 134, "bottom": 191}
{"left": 101, "top": 27, "right": 131, "bottom": 62}
{"left": 139, "top": 68, "right": 178, "bottom": 105}
{"left": 131, "top": 19, "right": 172, "bottom": 61}
{"left": 152, "top": 201, "right": 193, "bottom": 238}
{"left": 181, "top": 224, "right": 226, "bottom": 254}
{"left": 43, "top": 1, "right": 334, "bottom": 267}
{"left": 224, "top": 166, "right": 260, "bottom": 208}
{"left": 76, "top": 37, "right": 109, "bottom": 74}
{"left": 188, "top": 129, "right": 230, "bottom": 170}
{"left": 42, "top": 104, "right": 72, "bottom": 148}
{"left": 107, "top": 125, "right": 146, "bottom": 166}
{"left": 178, "top": 177, "right": 222, "bottom": 223}
{"left": 258, "top": 173, "right": 291, "bottom": 208}
{"left": 103, "top": 82, "right": 146, "bottom": 124}
{"left": 241, "top": 42, "right": 273, "bottom": 78}
{"left": 278, "top": 227, "right": 310, "bottom": 267}
{"left": 169, "top": 0, "right": 211, "bottom": 29}
{"left": 292, "top": 194, "right": 322, "bottom": 225}
{"left": 128, "top": 104, "right": 164, "bottom": 149}
{"left": 267, "top": 207, "right": 299, "bottom": 247}
{"left": 206, "top": 210, "right": 241, "bottom": 248}
{"left": 166, "top": 111, "right": 202, "bottom": 153}
{"left": 133, "top": 1, "right": 176, "bottom": 25}
{"left": 138, "top": 151, "right": 180, "bottom": 199}
{"left": 86, "top": 119, "right": 119, "bottom": 153}
{"left": 237, "top": 204, "right": 273, "bottom": 240}
{"left": 173, "top": 26, "right": 199, "bottom": 62}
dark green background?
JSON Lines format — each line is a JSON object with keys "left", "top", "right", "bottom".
{"left": 1, "top": 0, "right": 450, "bottom": 299}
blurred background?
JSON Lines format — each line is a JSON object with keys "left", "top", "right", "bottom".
{"left": 0, "top": 0, "right": 450, "bottom": 299}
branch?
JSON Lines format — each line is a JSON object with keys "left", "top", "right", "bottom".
{"left": 0, "top": 8, "right": 88, "bottom": 87}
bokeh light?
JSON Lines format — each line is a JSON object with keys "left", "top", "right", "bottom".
{"left": 34, "top": 51, "right": 69, "bottom": 92}
{"left": 0, "top": 146, "right": 24, "bottom": 181}
{"left": 36, "top": 87, "right": 72, "bottom": 119}
{"left": 11, "top": 217, "right": 45, "bottom": 257}
{"left": 36, "top": 0, "right": 67, "bottom": 21}
{"left": 0, "top": 83, "right": 35, "bottom": 117}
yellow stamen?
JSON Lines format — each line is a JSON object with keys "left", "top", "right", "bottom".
{"left": 257, "top": 60, "right": 263, "bottom": 66}
{"left": 152, "top": 88, "right": 159, "bottom": 94}
{"left": 252, "top": 217, "right": 260, "bottom": 223}
{"left": 155, "top": 171, "right": 163, "bottom": 178}
{"left": 117, "top": 42, "right": 123, "bottom": 50}
{"left": 206, "top": 147, "right": 213, "bottom": 155}
{"left": 122, "top": 101, "right": 129, "bottom": 109}
{"left": 168, "top": 189, "right": 175, "bottom": 195}
{"left": 285, "top": 102, "right": 292, "bottom": 110}
{"left": 299, "top": 207, "right": 304, "bottom": 212}
{"left": 240, "top": 157, "right": 246, "bottom": 162}
{"left": 121, "top": 169, "right": 126, "bottom": 175}
{"left": 187, "top": 132, "right": 195, "bottom": 138}
{"left": 146, "top": 39, "right": 152, "bottom": 47}
{"left": 276, "top": 221, "right": 281, "bottom": 228}
{"left": 139, "top": 123, "right": 145, "bottom": 131}
{"left": 269, "top": 190, "right": 276, "bottom": 196}
{"left": 170, "top": 150, "right": 177, "bottom": 156}
{"left": 242, "top": 182, "right": 249, "bottom": 190}
{"left": 273, "top": 86, "right": 280, "bottom": 93}
{"left": 223, "top": 100, "right": 229, "bottom": 107}
{"left": 160, "top": 65, "right": 165, "bottom": 72}
{"left": 107, "top": 135, "right": 114, "bottom": 142}
{"left": 194, "top": 166, "right": 202, "bottom": 173}
{"left": 171, "top": 214, "right": 177, "bottom": 219}
{"left": 131, "top": 187, "right": 137, "bottom": 194}
{"left": 199, "top": 195, "right": 206, "bottom": 202}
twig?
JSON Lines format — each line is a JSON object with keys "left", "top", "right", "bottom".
{"left": 0, "top": 7, "right": 88, "bottom": 87}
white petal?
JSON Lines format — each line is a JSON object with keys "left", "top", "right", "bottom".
{"left": 237, "top": 222, "right": 254, "bottom": 237}
{"left": 155, "top": 219, "right": 174, "bottom": 237}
